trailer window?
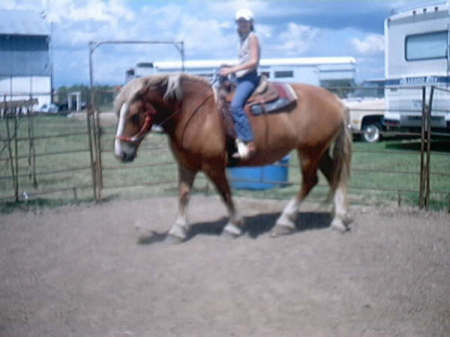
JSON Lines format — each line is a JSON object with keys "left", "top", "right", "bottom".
{"left": 406, "top": 31, "right": 448, "bottom": 61}
{"left": 274, "top": 70, "right": 294, "bottom": 78}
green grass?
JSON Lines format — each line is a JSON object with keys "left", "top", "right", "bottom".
{"left": 1, "top": 115, "right": 449, "bottom": 213}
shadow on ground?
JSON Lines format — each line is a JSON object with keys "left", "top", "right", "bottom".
{"left": 137, "top": 211, "right": 332, "bottom": 245}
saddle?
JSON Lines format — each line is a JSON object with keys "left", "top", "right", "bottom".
{"left": 217, "top": 75, "right": 298, "bottom": 139}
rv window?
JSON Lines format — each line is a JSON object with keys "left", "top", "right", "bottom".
{"left": 274, "top": 70, "right": 294, "bottom": 78}
{"left": 406, "top": 31, "right": 448, "bottom": 61}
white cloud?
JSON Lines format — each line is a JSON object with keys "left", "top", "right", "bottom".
{"left": 0, "top": 0, "right": 388, "bottom": 85}
{"left": 46, "top": 0, "right": 134, "bottom": 24}
{"left": 256, "top": 24, "right": 273, "bottom": 40}
{"left": 175, "top": 17, "right": 236, "bottom": 59}
{"left": 270, "top": 23, "right": 319, "bottom": 56}
{"left": 0, "top": 0, "right": 42, "bottom": 10}
{"left": 206, "top": 0, "right": 270, "bottom": 19}
{"left": 351, "top": 34, "right": 384, "bottom": 55}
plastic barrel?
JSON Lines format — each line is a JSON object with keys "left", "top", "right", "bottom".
{"left": 228, "top": 155, "right": 290, "bottom": 190}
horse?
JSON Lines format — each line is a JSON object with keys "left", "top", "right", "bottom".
{"left": 114, "top": 73, "right": 352, "bottom": 241}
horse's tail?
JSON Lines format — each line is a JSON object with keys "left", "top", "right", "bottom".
{"left": 329, "top": 106, "right": 352, "bottom": 198}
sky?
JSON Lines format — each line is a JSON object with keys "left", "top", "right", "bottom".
{"left": 0, "top": 0, "right": 441, "bottom": 87}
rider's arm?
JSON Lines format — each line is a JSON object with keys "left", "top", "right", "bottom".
{"left": 220, "top": 35, "right": 260, "bottom": 76}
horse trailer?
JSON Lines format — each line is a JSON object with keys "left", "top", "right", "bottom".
{"left": 384, "top": 1, "right": 450, "bottom": 132}
{"left": 129, "top": 57, "right": 356, "bottom": 89}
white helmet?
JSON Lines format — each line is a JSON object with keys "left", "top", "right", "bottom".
{"left": 235, "top": 9, "right": 254, "bottom": 21}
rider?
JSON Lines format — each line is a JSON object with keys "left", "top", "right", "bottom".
{"left": 220, "top": 9, "right": 261, "bottom": 160}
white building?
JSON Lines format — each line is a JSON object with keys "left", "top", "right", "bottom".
{"left": 129, "top": 57, "right": 356, "bottom": 88}
{"left": 0, "top": 10, "right": 51, "bottom": 107}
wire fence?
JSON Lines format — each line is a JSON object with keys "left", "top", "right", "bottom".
{"left": 1, "top": 84, "right": 449, "bottom": 212}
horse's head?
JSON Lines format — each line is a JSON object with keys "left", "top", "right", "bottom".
{"left": 114, "top": 75, "right": 182, "bottom": 162}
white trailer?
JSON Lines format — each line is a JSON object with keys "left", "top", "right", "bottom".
{"left": 131, "top": 57, "right": 356, "bottom": 88}
{"left": 384, "top": 1, "right": 450, "bottom": 131}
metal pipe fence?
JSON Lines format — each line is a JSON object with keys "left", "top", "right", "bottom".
{"left": 88, "top": 83, "right": 449, "bottom": 212}
{"left": 0, "top": 93, "right": 93, "bottom": 203}
{"left": 1, "top": 82, "right": 449, "bottom": 213}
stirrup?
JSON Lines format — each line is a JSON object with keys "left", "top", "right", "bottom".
{"left": 233, "top": 139, "right": 254, "bottom": 160}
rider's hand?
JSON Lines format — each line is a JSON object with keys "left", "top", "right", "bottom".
{"left": 219, "top": 67, "right": 234, "bottom": 77}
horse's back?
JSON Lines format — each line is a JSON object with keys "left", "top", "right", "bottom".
{"left": 288, "top": 83, "right": 347, "bottom": 132}
{"left": 291, "top": 83, "right": 345, "bottom": 113}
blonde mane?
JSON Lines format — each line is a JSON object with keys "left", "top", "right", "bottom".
{"left": 114, "top": 73, "right": 212, "bottom": 116}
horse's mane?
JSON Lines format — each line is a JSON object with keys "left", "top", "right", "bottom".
{"left": 114, "top": 73, "right": 211, "bottom": 115}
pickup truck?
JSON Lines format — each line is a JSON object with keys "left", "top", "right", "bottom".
{"left": 343, "top": 98, "right": 385, "bottom": 143}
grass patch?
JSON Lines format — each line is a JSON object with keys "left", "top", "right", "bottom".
{"left": 1, "top": 114, "right": 449, "bottom": 212}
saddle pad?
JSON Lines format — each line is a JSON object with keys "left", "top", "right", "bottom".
{"left": 217, "top": 81, "right": 298, "bottom": 144}
{"left": 249, "top": 82, "right": 297, "bottom": 116}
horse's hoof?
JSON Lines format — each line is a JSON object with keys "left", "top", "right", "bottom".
{"left": 271, "top": 224, "right": 296, "bottom": 237}
{"left": 223, "top": 223, "right": 242, "bottom": 238}
{"left": 166, "top": 234, "right": 185, "bottom": 244}
{"left": 330, "top": 219, "right": 350, "bottom": 233}
{"left": 168, "top": 225, "right": 188, "bottom": 242}
{"left": 343, "top": 215, "right": 354, "bottom": 226}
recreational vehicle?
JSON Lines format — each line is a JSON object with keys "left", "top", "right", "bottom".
{"left": 384, "top": 1, "right": 450, "bottom": 132}
{"left": 130, "top": 57, "right": 356, "bottom": 89}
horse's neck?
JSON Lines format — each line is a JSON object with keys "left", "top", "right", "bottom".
{"left": 167, "top": 82, "right": 220, "bottom": 150}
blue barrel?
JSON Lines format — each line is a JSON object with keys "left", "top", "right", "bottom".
{"left": 228, "top": 156, "right": 290, "bottom": 190}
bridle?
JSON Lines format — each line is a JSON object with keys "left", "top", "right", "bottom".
{"left": 116, "top": 92, "right": 214, "bottom": 144}
{"left": 115, "top": 104, "right": 157, "bottom": 143}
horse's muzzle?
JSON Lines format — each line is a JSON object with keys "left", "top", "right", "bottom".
{"left": 118, "top": 151, "right": 136, "bottom": 163}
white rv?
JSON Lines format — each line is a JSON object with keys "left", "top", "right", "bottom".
{"left": 384, "top": 1, "right": 450, "bottom": 131}
{"left": 131, "top": 57, "right": 356, "bottom": 88}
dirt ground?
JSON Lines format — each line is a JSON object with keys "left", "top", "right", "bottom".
{"left": 1, "top": 195, "right": 449, "bottom": 337}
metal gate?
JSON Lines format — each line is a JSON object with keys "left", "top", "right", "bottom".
{"left": 0, "top": 96, "right": 93, "bottom": 203}
{"left": 87, "top": 40, "right": 185, "bottom": 201}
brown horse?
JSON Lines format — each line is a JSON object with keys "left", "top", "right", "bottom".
{"left": 114, "top": 73, "right": 352, "bottom": 241}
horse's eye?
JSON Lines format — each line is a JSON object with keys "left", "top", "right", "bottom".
{"left": 131, "top": 114, "right": 140, "bottom": 124}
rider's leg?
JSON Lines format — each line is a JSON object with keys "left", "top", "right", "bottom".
{"left": 230, "top": 72, "right": 258, "bottom": 158}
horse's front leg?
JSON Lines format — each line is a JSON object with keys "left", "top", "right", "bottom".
{"left": 204, "top": 164, "right": 244, "bottom": 237}
{"left": 168, "top": 166, "right": 197, "bottom": 241}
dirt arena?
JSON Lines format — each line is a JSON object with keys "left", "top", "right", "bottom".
{"left": 1, "top": 196, "right": 449, "bottom": 337}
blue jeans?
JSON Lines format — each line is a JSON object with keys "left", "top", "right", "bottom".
{"left": 231, "top": 71, "right": 259, "bottom": 142}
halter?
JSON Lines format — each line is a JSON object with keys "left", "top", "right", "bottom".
{"left": 116, "top": 92, "right": 214, "bottom": 144}
{"left": 115, "top": 104, "right": 157, "bottom": 143}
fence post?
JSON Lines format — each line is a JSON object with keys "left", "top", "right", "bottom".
{"left": 419, "top": 86, "right": 426, "bottom": 209}
{"left": 424, "top": 86, "right": 434, "bottom": 210}
{"left": 86, "top": 106, "right": 98, "bottom": 201}
{"left": 87, "top": 42, "right": 99, "bottom": 201}
{"left": 14, "top": 107, "right": 19, "bottom": 201}
{"left": 92, "top": 90, "right": 103, "bottom": 200}
{"left": 5, "top": 104, "right": 18, "bottom": 201}
{"left": 448, "top": 193, "right": 450, "bottom": 214}
{"left": 27, "top": 95, "right": 38, "bottom": 188}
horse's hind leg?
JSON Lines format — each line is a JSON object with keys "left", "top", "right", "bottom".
{"left": 203, "top": 164, "right": 244, "bottom": 237}
{"left": 318, "top": 151, "right": 333, "bottom": 185}
{"left": 168, "top": 166, "right": 197, "bottom": 241}
{"left": 272, "top": 150, "right": 319, "bottom": 237}
{"left": 319, "top": 151, "right": 351, "bottom": 232}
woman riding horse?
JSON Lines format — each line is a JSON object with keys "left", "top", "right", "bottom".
{"left": 114, "top": 70, "right": 352, "bottom": 242}
{"left": 219, "top": 9, "right": 260, "bottom": 160}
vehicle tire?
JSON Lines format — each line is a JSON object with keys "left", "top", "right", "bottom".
{"left": 362, "top": 123, "right": 382, "bottom": 143}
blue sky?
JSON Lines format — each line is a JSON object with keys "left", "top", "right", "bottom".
{"left": 1, "top": 0, "right": 440, "bottom": 87}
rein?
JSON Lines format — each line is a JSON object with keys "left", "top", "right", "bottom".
{"left": 178, "top": 92, "right": 214, "bottom": 146}
{"left": 116, "top": 91, "right": 214, "bottom": 144}
{"left": 116, "top": 104, "right": 157, "bottom": 143}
